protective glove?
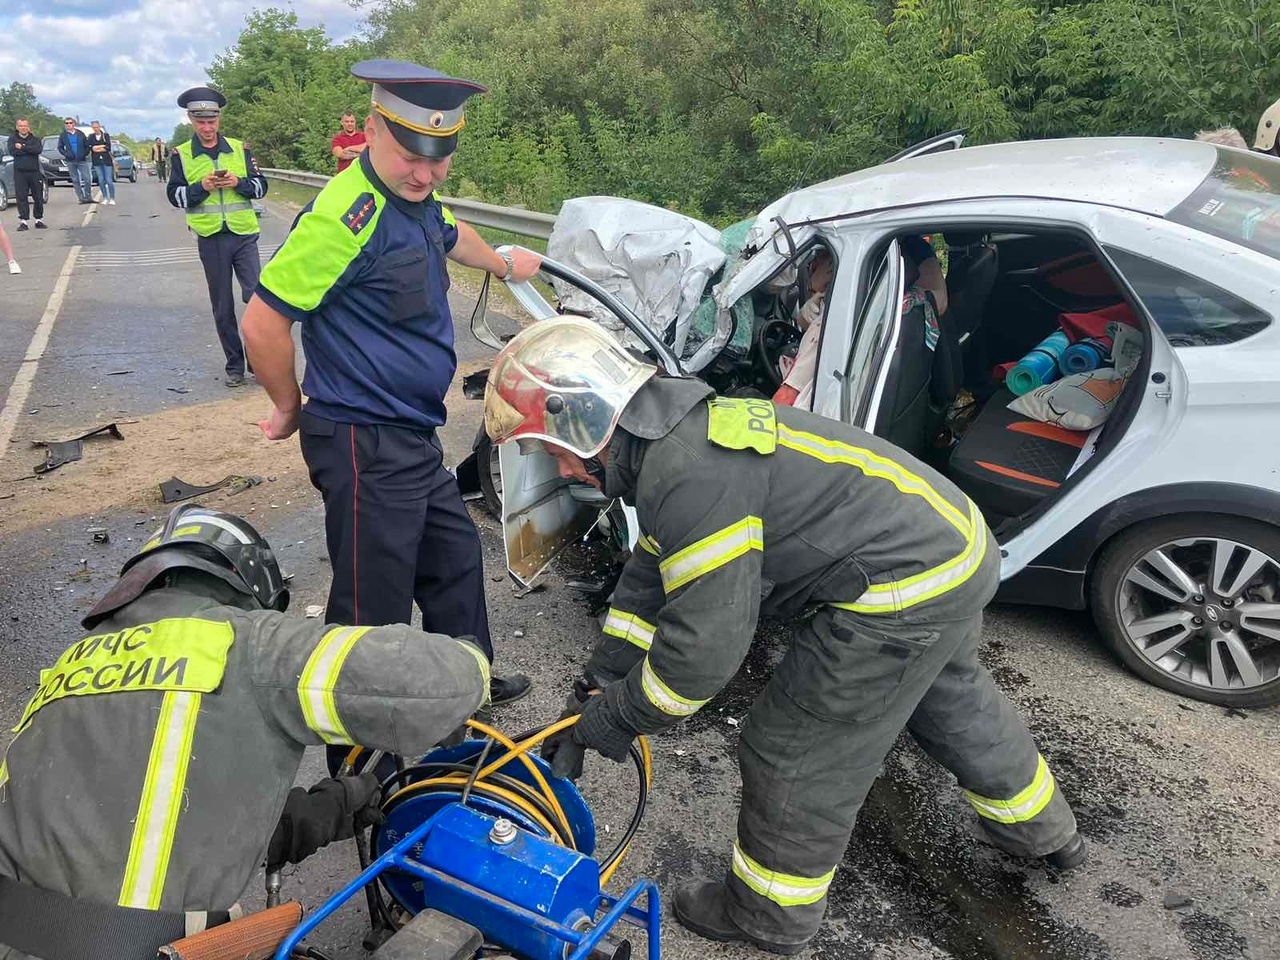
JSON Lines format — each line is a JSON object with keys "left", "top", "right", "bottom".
{"left": 266, "top": 772, "right": 383, "bottom": 869}
{"left": 542, "top": 682, "right": 638, "bottom": 780}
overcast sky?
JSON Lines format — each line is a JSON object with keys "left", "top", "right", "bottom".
{"left": 0, "top": 0, "right": 365, "bottom": 139}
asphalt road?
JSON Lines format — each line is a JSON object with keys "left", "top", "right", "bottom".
{"left": 0, "top": 178, "right": 1277, "bottom": 960}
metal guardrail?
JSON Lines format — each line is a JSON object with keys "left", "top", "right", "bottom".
{"left": 261, "top": 168, "right": 557, "bottom": 240}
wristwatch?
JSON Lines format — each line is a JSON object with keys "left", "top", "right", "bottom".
{"left": 498, "top": 251, "right": 515, "bottom": 282}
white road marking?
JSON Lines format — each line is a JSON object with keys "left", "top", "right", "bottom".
{"left": 0, "top": 205, "right": 95, "bottom": 464}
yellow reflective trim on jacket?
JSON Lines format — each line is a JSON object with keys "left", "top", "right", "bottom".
{"left": 14, "top": 619, "right": 233, "bottom": 733}
{"left": 118, "top": 690, "right": 201, "bottom": 909}
{"left": 776, "top": 425, "right": 971, "bottom": 537}
{"left": 706, "top": 397, "right": 777, "bottom": 454}
{"left": 0, "top": 758, "right": 8, "bottom": 791}
{"left": 659, "top": 516, "right": 764, "bottom": 595}
{"left": 640, "top": 658, "right": 707, "bottom": 716}
{"left": 963, "top": 754, "right": 1056, "bottom": 824}
{"left": 432, "top": 191, "right": 457, "bottom": 227}
{"left": 832, "top": 500, "right": 987, "bottom": 614}
{"left": 298, "top": 626, "right": 371, "bottom": 744}
{"left": 731, "top": 843, "right": 835, "bottom": 907}
{"left": 456, "top": 640, "right": 492, "bottom": 704}
{"left": 603, "top": 608, "right": 656, "bottom": 651}
{"left": 637, "top": 534, "right": 661, "bottom": 557}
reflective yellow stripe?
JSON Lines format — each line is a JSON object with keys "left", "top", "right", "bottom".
{"left": 432, "top": 191, "right": 457, "bottom": 227}
{"left": 0, "top": 758, "right": 8, "bottom": 791}
{"left": 640, "top": 658, "right": 708, "bottom": 716}
{"left": 638, "top": 535, "right": 661, "bottom": 557}
{"left": 777, "top": 425, "right": 971, "bottom": 537}
{"left": 659, "top": 517, "right": 763, "bottom": 595}
{"left": 963, "top": 755, "right": 1056, "bottom": 825}
{"left": 456, "top": 640, "right": 492, "bottom": 703}
{"left": 603, "top": 609, "right": 656, "bottom": 651}
{"left": 731, "top": 842, "right": 834, "bottom": 907}
{"left": 118, "top": 690, "right": 201, "bottom": 909}
{"left": 832, "top": 501, "right": 987, "bottom": 614}
{"left": 298, "top": 626, "right": 371, "bottom": 744}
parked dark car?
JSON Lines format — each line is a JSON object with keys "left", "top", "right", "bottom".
{"left": 0, "top": 135, "right": 51, "bottom": 210}
{"left": 41, "top": 134, "right": 72, "bottom": 186}
{"left": 111, "top": 142, "right": 137, "bottom": 182}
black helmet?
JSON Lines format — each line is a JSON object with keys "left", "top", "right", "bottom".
{"left": 82, "top": 504, "right": 289, "bottom": 628}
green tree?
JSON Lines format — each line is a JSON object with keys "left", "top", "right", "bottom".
{"left": 0, "top": 82, "right": 61, "bottom": 136}
{"left": 171, "top": 122, "right": 194, "bottom": 147}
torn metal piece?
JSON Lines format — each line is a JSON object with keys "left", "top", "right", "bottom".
{"left": 31, "top": 423, "right": 124, "bottom": 475}
{"left": 462, "top": 369, "right": 490, "bottom": 399}
{"left": 158, "top": 474, "right": 263, "bottom": 504}
{"left": 87, "top": 527, "right": 110, "bottom": 544}
{"left": 512, "top": 582, "right": 547, "bottom": 599}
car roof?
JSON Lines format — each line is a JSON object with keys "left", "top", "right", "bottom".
{"left": 756, "top": 137, "right": 1223, "bottom": 228}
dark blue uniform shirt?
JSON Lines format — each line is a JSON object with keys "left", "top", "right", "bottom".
{"left": 257, "top": 152, "right": 459, "bottom": 430}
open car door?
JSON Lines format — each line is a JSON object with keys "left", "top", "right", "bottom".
{"left": 487, "top": 252, "right": 682, "bottom": 586}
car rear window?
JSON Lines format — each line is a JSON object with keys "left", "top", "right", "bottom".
{"left": 1168, "top": 149, "right": 1280, "bottom": 260}
{"left": 1106, "top": 247, "right": 1271, "bottom": 347}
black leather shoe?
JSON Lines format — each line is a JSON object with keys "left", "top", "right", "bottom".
{"left": 673, "top": 882, "right": 807, "bottom": 955}
{"left": 224, "top": 374, "right": 245, "bottom": 388}
{"left": 1042, "top": 833, "right": 1088, "bottom": 870}
{"left": 16, "top": 222, "right": 28, "bottom": 231}
{"left": 489, "top": 674, "right": 531, "bottom": 707}
{"left": 34, "top": 221, "right": 47, "bottom": 229}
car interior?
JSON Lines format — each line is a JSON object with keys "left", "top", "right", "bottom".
{"left": 875, "top": 228, "right": 1149, "bottom": 530}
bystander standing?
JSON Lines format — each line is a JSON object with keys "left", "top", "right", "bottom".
{"left": 0, "top": 221, "right": 19, "bottom": 275}
{"left": 57, "top": 118, "right": 93, "bottom": 204}
{"left": 151, "top": 136, "right": 167, "bottom": 181}
{"left": 7, "top": 118, "right": 46, "bottom": 230}
{"left": 330, "top": 111, "right": 366, "bottom": 173}
{"left": 87, "top": 121, "right": 116, "bottom": 205}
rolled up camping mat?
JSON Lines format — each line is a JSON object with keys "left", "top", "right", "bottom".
{"left": 1006, "top": 330, "right": 1069, "bottom": 396}
{"left": 1059, "top": 337, "right": 1109, "bottom": 376}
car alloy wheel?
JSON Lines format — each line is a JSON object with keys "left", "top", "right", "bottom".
{"left": 0, "top": 181, "right": 7, "bottom": 211}
{"left": 1094, "top": 516, "right": 1280, "bottom": 706}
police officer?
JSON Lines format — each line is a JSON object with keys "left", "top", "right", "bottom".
{"left": 244, "top": 60, "right": 538, "bottom": 726}
{"left": 0, "top": 504, "right": 487, "bottom": 960}
{"left": 168, "top": 86, "right": 268, "bottom": 387}
{"left": 485, "top": 318, "right": 1086, "bottom": 955}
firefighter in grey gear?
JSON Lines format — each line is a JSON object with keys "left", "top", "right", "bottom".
{"left": 0, "top": 505, "right": 488, "bottom": 960}
{"left": 484, "top": 318, "right": 1085, "bottom": 955}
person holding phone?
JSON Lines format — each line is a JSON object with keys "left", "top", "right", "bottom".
{"left": 167, "top": 85, "right": 268, "bottom": 387}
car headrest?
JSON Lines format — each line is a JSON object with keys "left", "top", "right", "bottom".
{"left": 942, "top": 230, "right": 989, "bottom": 249}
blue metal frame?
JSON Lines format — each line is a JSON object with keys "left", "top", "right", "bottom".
{"left": 273, "top": 807, "right": 661, "bottom": 960}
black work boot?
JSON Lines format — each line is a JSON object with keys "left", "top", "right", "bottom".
{"left": 673, "top": 882, "right": 807, "bottom": 956}
{"left": 489, "top": 674, "right": 532, "bottom": 707}
{"left": 1042, "top": 833, "right": 1088, "bottom": 870}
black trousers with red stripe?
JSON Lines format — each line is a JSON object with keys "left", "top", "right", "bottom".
{"left": 298, "top": 410, "right": 493, "bottom": 655}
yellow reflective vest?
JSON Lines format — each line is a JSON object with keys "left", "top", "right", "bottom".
{"left": 176, "top": 138, "right": 258, "bottom": 237}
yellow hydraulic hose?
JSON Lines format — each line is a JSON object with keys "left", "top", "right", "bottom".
{"left": 368, "top": 715, "right": 652, "bottom": 887}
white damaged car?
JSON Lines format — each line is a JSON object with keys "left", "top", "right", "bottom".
{"left": 461, "top": 135, "right": 1280, "bottom": 708}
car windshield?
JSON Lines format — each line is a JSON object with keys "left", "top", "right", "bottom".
{"left": 1168, "top": 149, "right": 1280, "bottom": 261}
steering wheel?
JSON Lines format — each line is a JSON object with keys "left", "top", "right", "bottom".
{"left": 756, "top": 319, "right": 802, "bottom": 390}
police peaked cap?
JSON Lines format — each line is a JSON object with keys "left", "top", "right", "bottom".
{"left": 352, "top": 59, "right": 486, "bottom": 158}
{"left": 178, "top": 86, "right": 227, "bottom": 118}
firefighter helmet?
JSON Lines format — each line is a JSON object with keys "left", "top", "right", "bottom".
{"left": 83, "top": 504, "right": 289, "bottom": 628}
{"left": 1254, "top": 97, "right": 1280, "bottom": 152}
{"left": 483, "top": 316, "right": 656, "bottom": 459}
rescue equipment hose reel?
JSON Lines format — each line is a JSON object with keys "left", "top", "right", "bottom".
{"left": 273, "top": 717, "right": 660, "bottom": 960}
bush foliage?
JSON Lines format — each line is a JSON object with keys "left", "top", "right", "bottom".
{"left": 208, "top": 0, "right": 1280, "bottom": 223}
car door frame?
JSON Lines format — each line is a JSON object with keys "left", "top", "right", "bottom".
{"left": 485, "top": 251, "right": 683, "bottom": 585}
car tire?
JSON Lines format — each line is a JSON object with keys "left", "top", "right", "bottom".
{"left": 0, "top": 181, "right": 7, "bottom": 211}
{"left": 1091, "top": 514, "right": 1280, "bottom": 707}
{"left": 42, "top": 180, "right": 50, "bottom": 204}
{"left": 475, "top": 431, "right": 503, "bottom": 519}
{"left": 129, "top": 169, "right": 137, "bottom": 183}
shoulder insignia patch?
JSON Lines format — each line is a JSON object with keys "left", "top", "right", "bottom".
{"left": 342, "top": 192, "right": 377, "bottom": 235}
